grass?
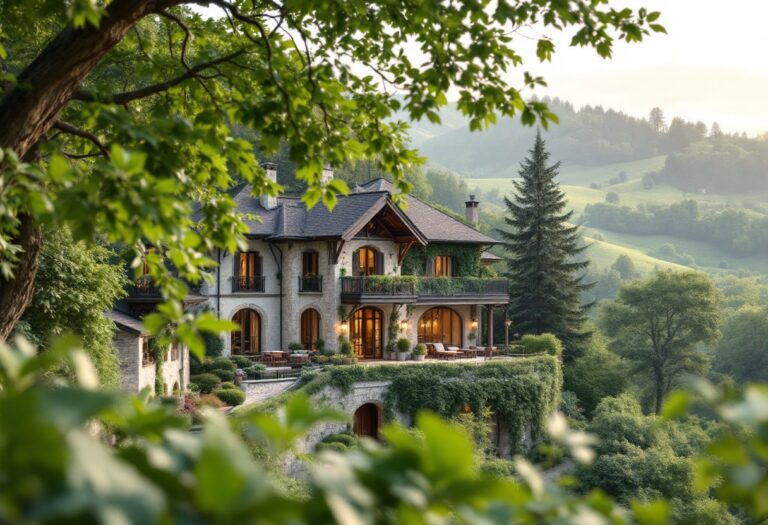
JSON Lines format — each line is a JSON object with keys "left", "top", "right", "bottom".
{"left": 466, "top": 155, "right": 768, "bottom": 276}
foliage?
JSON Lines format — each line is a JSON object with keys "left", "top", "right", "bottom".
{"left": 584, "top": 198, "right": 768, "bottom": 257}
{"left": 611, "top": 254, "right": 639, "bottom": 280}
{"left": 190, "top": 373, "right": 221, "bottom": 394}
{"left": 564, "top": 332, "right": 628, "bottom": 417}
{"left": 211, "top": 368, "right": 235, "bottom": 383}
{"left": 385, "top": 305, "right": 400, "bottom": 354}
{"left": 499, "top": 133, "right": 592, "bottom": 357}
{"left": 229, "top": 355, "right": 253, "bottom": 369}
{"left": 288, "top": 342, "right": 304, "bottom": 352}
{"left": 338, "top": 339, "right": 353, "bottom": 356}
{"left": 396, "top": 337, "right": 411, "bottom": 353}
{"left": 520, "top": 333, "right": 563, "bottom": 356}
{"left": 413, "top": 343, "right": 427, "bottom": 356}
{"left": 714, "top": 306, "right": 768, "bottom": 383}
{"left": 578, "top": 393, "right": 737, "bottom": 524}
{"left": 214, "top": 387, "right": 245, "bottom": 407}
{"left": 15, "top": 227, "right": 126, "bottom": 385}
{"left": 401, "top": 243, "right": 481, "bottom": 277}
{"left": 150, "top": 337, "right": 169, "bottom": 396}
{"left": 313, "top": 339, "right": 326, "bottom": 353}
{"left": 5, "top": 335, "right": 768, "bottom": 524}
{"left": 559, "top": 391, "right": 585, "bottom": 422}
{"left": 599, "top": 271, "right": 719, "bottom": 414}
{"left": 315, "top": 431, "right": 359, "bottom": 453}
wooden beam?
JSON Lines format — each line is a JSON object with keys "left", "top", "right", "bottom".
{"left": 333, "top": 239, "right": 345, "bottom": 264}
{"left": 398, "top": 240, "right": 415, "bottom": 265}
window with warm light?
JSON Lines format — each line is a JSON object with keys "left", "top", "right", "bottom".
{"left": 354, "top": 246, "right": 381, "bottom": 276}
{"left": 432, "top": 255, "right": 454, "bottom": 277}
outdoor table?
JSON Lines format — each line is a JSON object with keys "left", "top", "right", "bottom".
{"left": 459, "top": 348, "right": 484, "bottom": 359}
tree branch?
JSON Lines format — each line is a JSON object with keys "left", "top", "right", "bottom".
{"left": 53, "top": 121, "right": 110, "bottom": 158}
{"left": 72, "top": 49, "right": 245, "bottom": 104}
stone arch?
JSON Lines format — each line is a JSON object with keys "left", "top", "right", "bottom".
{"left": 353, "top": 401, "right": 383, "bottom": 439}
{"left": 172, "top": 381, "right": 180, "bottom": 395}
{"left": 418, "top": 307, "right": 463, "bottom": 347}
{"left": 226, "top": 303, "right": 269, "bottom": 355}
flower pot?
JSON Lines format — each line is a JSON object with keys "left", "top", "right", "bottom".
{"left": 413, "top": 354, "right": 426, "bottom": 361}
{"left": 397, "top": 352, "right": 410, "bottom": 361}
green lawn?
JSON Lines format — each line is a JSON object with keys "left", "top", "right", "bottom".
{"left": 466, "top": 156, "right": 768, "bottom": 276}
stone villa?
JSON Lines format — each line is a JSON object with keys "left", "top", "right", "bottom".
{"left": 109, "top": 163, "right": 508, "bottom": 392}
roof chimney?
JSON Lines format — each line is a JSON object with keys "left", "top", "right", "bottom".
{"left": 260, "top": 162, "right": 278, "bottom": 210}
{"left": 465, "top": 194, "right": 479, "bottom": 226}
{"left": 321, "top": 162, "right": 333, "bottom": 185}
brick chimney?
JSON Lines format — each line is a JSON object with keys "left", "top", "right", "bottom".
{"left": 260, "top": 162, "right": 278, "bottom": 210}
{"left": 321, "top": 162, "right": 334, "bottom": 185}
{"left": 465, "top": 194, "right": 479, "bottom": 225}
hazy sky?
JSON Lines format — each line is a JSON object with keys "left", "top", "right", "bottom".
{"left": 522, "top": 0, "right": 768, "bottom": 135}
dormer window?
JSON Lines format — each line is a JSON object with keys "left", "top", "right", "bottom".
{"left": 354, "top": 246, "right": 383, "bottom": 276}
{"left": 432, "top": 255, "right": 455, "bottom": 277}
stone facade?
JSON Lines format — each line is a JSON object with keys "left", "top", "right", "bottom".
{"left": 112, "top": 327, "right": 189, "bottom": 395}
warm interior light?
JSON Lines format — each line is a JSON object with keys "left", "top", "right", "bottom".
{"left": 505, "top": 319, "right": 513, "bottom": 327}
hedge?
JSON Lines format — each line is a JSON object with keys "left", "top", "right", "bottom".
{"left": 211, "top": 368, "right": 235, "bottom": 382}
{"left": 190, "top": 373, "right": 221, "bottom": 394}
{"left": 214, "top": 388, "right": 245, "bottom": 406}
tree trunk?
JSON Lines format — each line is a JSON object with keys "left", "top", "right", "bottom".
{"left": 0, "top": 213, "right": 42, "bottom": 340}
{"left": 0, "top": 0, "right": 169, "bottom": 339}
{"left": 653, "top": 366, "right": 665, "bottom": 415}
{"left": 0, "top": 0, "right": 161, "bottom": 156}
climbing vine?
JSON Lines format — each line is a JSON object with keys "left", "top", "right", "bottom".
{"left": 386, "top": 305, "right": 401, "bottom": 354}
{"left": 401, "top": 244, "right": 482, "bottom": 277}
{"left": 150, "top": 337, "right": 169, "bottom": 397}
{"left": 256, "top": 357, "right": 562, "bottom": 455}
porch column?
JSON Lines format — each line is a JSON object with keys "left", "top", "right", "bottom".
{"left": 486, "top": 305, "right": 494, "bottom": 355}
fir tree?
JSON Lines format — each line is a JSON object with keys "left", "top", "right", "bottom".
{"left": 498, "top": 132, "right": 592, "bottom": 358}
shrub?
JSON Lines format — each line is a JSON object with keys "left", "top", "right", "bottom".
{"left": 229, "top": 355, "right": 253, "bottom": 369}
{"left": 211, "top": 368, "right": 234, "bottom": 382}
{"left": 413, "top": 343, "right": 426, "bottom": 356}
{"left": 219, "top": 381, "right": 238, "bottom": 390}
{"left": 521, "top": 333, "right": 563, "bottom": 356}
{"left": 208, "top": 356, "right": 236, "bottom": 372}
{"left": 202, "top": 331, "right": 224, "bottom": 357}
{"left": 396, "top": 337, "right": 411, "bottom": 353}
{"left": 339, "top": 339, "right": 353, "bottom": 355}
{"left": 245, "top": 364, "right": 266, "bottom": 378}
{"left": 314, "top": 339, "right": 326, "bottom": 353}
{"left": 322, "top": 432, "right": 358, "bottom": 448}
{"left": 190, "top": 373, "right": 221, "bottom": 394}
{"left": 314, "top": 441, "right": 348, "bottom": 453}
{"left": 190, "top": 357, "right": 204, "bottom": 376}
{"left": 214, "top": 387, "right": 245, "bottom": 406}
{"left": 313, "top": 355, "right": 329, "bottom": 364}
{"left": 480, "top": 457, "right": 516, "bottom": 477}
{"left": 288, "top": 341, "right": 304, "bottom": 352}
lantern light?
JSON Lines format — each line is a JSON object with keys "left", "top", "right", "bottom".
{"left": 400, "top": 320, "right": 408, "bottom": 332}
{"left": 470, "top": 319, "right": 478, "bottom": 330}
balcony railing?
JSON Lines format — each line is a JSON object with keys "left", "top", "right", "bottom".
{"left": 418, "top": 277, "right": 509, "bottom": 297}
{"left": 299, "top": 275, "right": 323, "bottom": 293}
{"left": 340, "top": 276, "right": 509, "bottom": 304}
{"left": 128, "top": 275, "right": 161, "bottom": 299}
{"left": 232, "top": 275, "right": 266, "bottom": 293}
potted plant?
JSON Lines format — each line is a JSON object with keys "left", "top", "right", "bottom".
{"left": 396, "top": 337, "right": 411, "bottom": 361}
{"left": 288, "top": 341, "right": 304, "bottom": 353}
{"left": 413, "top": 343, "right": 427, "bottom": 361}
{"left": 468, "top": 331, "right": 477, "bottom": 348}
{"left": 313, "top": 338, "right": 325, "bottom": 354}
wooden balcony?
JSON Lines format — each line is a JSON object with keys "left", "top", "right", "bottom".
{"left": 340, "top": 276, "right": 508, "bottom": 305}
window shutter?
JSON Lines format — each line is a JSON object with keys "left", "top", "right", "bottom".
{"left": 376, "top": 250, "right": 384, "bottom": 275}
{"left": 352, "top": 249, "right": 359, "bottom": 276}
{"left": 256, "top": 254, "right": 263, "bottom": 276}
{"left": 233, "top": 251, "right": 240, "bottom": 291}
{"left": 451, "top": 256, "right": 458, "bottom": 277}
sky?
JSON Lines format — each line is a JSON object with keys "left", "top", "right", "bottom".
{"left": 519, "top": 0, "right": 768, "bottom": 135}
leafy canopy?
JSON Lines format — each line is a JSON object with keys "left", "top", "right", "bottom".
{"left": 1, "top": 0, "right": 664, "bottom": 349}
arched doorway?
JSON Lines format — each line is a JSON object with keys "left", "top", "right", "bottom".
{"left": 351, "top": 307, "right": 383, "bottom": 359}
{"left": 232, "top": 308, "right": 261, "bottom": 355}
{"left": 418, "top": 307, "right": 462, "bottom": 346}
{"left": 301, "top": 308, "right": 321, "bottom": 349}
{"left": 353, "top": 403, "right": 380, "bottom": 439}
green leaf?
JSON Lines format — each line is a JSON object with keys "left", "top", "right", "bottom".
{"left": 631, "top": 499, "right": 670, "bottom": 525}
{"left": 660, "top": 390, "right": 690, "bottom": 420}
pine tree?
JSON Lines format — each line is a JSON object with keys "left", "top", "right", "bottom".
{"left": 498, "top": 132, "right": 592, "bottom": 358}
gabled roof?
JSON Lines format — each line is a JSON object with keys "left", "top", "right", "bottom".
{"left": 224, "top": 177, "right": 497, "bottom": 245}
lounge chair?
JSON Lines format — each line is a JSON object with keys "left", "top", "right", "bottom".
{"left": 430, "top": 342, "right": 461, "bottom": 360}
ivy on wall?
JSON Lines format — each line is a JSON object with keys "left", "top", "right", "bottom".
{"left": 257, "top": 357, "right": 561, "bottom": 455}
{"left": 150, "top": 337, "right": 169, "bottom": 397}
{"left": 401, "top": 244, "right": 482, "bottom": 277}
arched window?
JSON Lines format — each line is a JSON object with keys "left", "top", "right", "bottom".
{"left": 418, "top": 307, "right": 462, "bottom": 347}
{"left": 232, "top": 308, "right": 261, "bottom": 354}
{"left": 301, "top": 309, "right": 321, "bottom": 349}
{"left": 353, "top": 403, "right": 380, "bottom": 439}
{"left": 353, "top": 246, "right": 383, "bottom": 276}
{"left": 351, "top": 307, "right": 383, "bottom": 359}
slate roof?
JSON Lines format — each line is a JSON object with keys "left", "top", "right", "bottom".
{"left": 227, "top": 178, "right": 497, "bottom": 245}
{"left": 106, "top": 310, "right": 148, "bottom": 336}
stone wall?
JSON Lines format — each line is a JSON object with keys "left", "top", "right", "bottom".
{"left": 114, "top": 330, "right": 140, "bottom": 392}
